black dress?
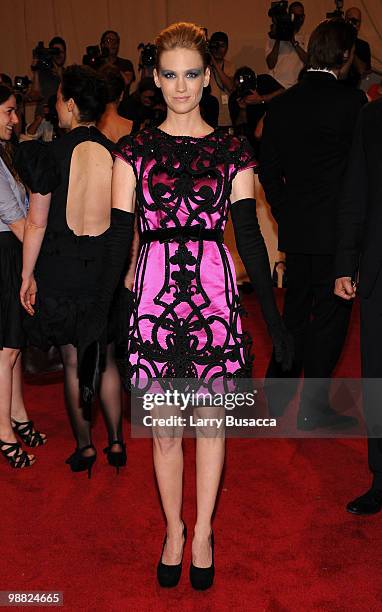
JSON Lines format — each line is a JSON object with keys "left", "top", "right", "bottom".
{"left": 0, "top": 157, "right": 28, "bottom": 349}
{"left": 16, "top": 126, "right": 118, "bottom": 350}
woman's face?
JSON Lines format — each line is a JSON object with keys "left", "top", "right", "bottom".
{"left": 0, "top": 94, "right": 18, "bottom": 141}
{"left": 154, "top": 48, "right": 209, "bottom": 116}
{"left": 55, "top": 84, "right": 72, "bottom": 128}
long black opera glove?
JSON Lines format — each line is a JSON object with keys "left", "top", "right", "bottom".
{"left": 231, "top": 198, "right": 294, "bottom": 371}
{"left": 78, "top": 208, "right": 135, "bottom": 404}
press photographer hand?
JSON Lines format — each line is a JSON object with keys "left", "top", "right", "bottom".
{"left": 243, "top": 90, "right": 263, "bottom": 105}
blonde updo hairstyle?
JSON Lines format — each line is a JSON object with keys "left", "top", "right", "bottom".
{"left": 154, "top": 22, "right": 210, "bottom": 70}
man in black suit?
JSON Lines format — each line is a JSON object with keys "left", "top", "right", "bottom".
{"left": 259, "top": 19, "right": 367, "bottom": 429}
{"left": 335, "top": 100, "right": 382, "bottom": 515}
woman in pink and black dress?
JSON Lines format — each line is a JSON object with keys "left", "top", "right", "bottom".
{"left": 113, "top": 23, "right": 292, "bottom": 589}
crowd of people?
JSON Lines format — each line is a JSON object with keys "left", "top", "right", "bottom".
{"left": 1, "top": 4, "right": 382, "bottom": 592}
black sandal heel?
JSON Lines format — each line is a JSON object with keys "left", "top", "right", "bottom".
{"left": 11, "top": 419, "right": 47, "bottom": 447}
{"left": 0, "top": 439, "right": 35, "bottom": 468}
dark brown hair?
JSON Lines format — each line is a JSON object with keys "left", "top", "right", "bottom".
{"left": 155, "top": 22, "right": 209, "bottom": 69}
{"left": 61, "top": 65, "right": 108, "bottom": 122}
{"left": 307, "top": 19, "right": 357, "bottom": 70}
{"left": 99, "top": 65, "right": 125, "bottom": 103}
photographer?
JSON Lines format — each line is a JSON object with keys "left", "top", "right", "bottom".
{"left": 266, "top": 1, "right": 307, "bottom": 89}
{"left": 100, "top": 30, "right": 135, "bottom": 93}
{"left": 229, "top": 66, "right": 284, "bottom": 151}
{"left": 29, "top": 37, "right": 66, "bottom": 105}
{"left": 345, "top": 7, "right": 371, "bottom": 85}
{"left": 118, "top": 77, "right": 165, "bottom": 132}
{"left": 208, "top": 31, "right": 235, "bottom": 127}
{"left": 20, "top": 96, "right": 57, "bottom": 143}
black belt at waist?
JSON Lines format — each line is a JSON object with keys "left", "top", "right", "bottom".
{"left": 140, "top": 226, "right": 224, "bottom": 244}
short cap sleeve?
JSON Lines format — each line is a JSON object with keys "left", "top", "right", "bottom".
{"left": 231, "top": 135, "right": 258, "bottom": 174}
{"left": 14, "top": 141, "right": 60, "bottom": 195}
{"left": 114, "top": 135, "right": 136, "bottom": 172}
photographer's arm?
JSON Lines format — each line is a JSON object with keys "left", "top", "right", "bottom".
{"left": 291, "top": 37, "right": 307, "bottom": 64}
{"left": 26, "top": 115, "right": 43, "bottom": 137}
{"left": 210, "top": 56, "right": 234, "bottom": 92}
{"left": 244, "top": 86, "right": 284, "bottom": 105}
{"left": 27, "top": 60, "right": 42, "bottom": 102}
{"left": 121, "top": 70, "right": 135, "bottom": 89}
{"left": 266, "top": 39, "right": 280, "bottom": 70}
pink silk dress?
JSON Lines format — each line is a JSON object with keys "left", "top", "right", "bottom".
{"left": 115, "top": 127, "right": 257, "bottom": 383}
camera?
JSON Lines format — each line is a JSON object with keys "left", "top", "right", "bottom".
{"left": 236, "top": 69, "right": 258, "bottom": 98}
{"left": 268, "top": 1, "right": 304, "bottom": 41}
{"left": 138, "top": 43, "right": 157, "bottom": 71}
{"left": 327, "top": 0, "right": 344, "bottom": 20}
{"left": 14, "top": 76, "right": 32, "bottom": 92}
{"left": 82, "top": 45, "right": 106, "bottom": 70}
{"left": 32, "top": 41, "right": 60, "bottom": 71}
{"left": 268, "top": 1, "right": 295, "bottom": 41}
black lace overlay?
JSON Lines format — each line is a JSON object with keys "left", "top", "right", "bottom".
{"left": 115, "top": 127, "right": 257, "bottom": 385}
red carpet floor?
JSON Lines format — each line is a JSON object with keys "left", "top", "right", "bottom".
{"left": 2, "top": 293, "right": 382, "bottom": 612}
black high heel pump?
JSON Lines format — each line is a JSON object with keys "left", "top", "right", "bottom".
{"left": 157, "top": 523, "right": 187, "bottom": 588}
{"left": 65, "top": 444, "right": 96, "bottom": 478}
{"left": 190, "top": 531, "right": 215, "bottom": 591}
{"left": 103, "top": 440, "right": 127, "bottom": 474}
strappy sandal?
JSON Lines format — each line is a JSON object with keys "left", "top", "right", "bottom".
{"left": 0, "top": 440, "right": 35, "bottom": 468}
{"left": 11, "top": 419, "right": 47, "bottom": 447}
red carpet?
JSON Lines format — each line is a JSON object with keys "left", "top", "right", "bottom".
{"left": 2, "top": 293, "right": 382, "bottom": 611}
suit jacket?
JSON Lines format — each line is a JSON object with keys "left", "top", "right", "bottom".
{"left": 259, "top": 71, "right": 366, "bottom": 254}
{"left": 335, "top": 99, "right": 382, "bottom": 298}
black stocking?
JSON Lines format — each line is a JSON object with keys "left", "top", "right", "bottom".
{"left": 59, "top": 343, "right": 123, "bottom": 449}
{"left": 59, "top": 343, "right": 92, "bottom": 449}
{"left": 99, "top": 343, "right": 123, "bottom": 446}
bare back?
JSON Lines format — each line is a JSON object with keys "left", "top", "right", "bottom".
{"left": 66, "top": 141, "right": 113, "bottom": 236}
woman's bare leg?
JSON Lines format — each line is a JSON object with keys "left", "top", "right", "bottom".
{"left": 0, "top": 347, "right": 34, "bottom": 463}
{"left": 193, "top": 412, "right": 225, "bottom": 567}
{"left": 153, "top": 432, "right": 185, "bottom": 564}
